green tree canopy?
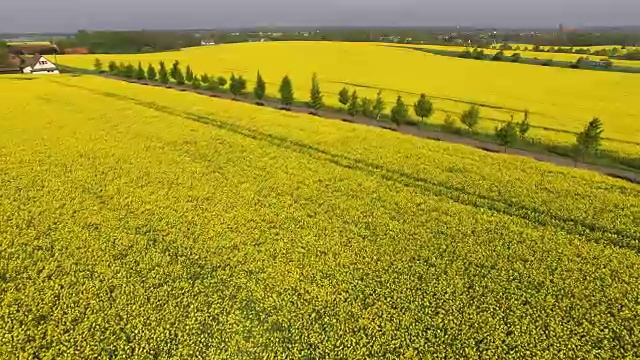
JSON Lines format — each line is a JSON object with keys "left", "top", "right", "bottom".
{"left": 185, "top": 65, "right": 194, "bottom": 83}
{"left": 390, "top": 96, "right": 409, "bottom": 126}
{"left": 575, "top": 117, "right": 605, "bottom": 161}
{"left": 360, "top": 97, "right": 374, "bottom": 118}
{"left": 93, "top": 58, "right": 103, "bottom": 72}
{"left": 347, "top": 90, "right": 360, "bottom": 119}
{"left": 135, "top": 62, "right": 146, "bottom": 80}
{"left": 158, "top": 61, "right": 169, "bottom": 85}
{"left": 413, "top": 93, "right": 434, "bottom": 121}
{"left": 217, "top": 76, "right": 228, "bottom": 88}
{"left": 338, "top": 87, "right": 350, "bottom": 108}
{"left": 373, "top": 91, "right": 386, "bottom": 121}
{"left": 254, "top": 71, "right": 266, "bottom": 102}
{"left": 191, "top": 75, "right": 201, "bottom": 90}
{"left": 495, "top": 121, "right": 519, "bottom": 152}
{"left": 308, "top": 72, "right": 324, "bottom": 111}
{"left": 279, "top": 75, "right": 295, "bottom": 109}
{"left": 229, "top": 74, "right": 247, "bottom": 98}
{"left": 146, "top": 63, "right": 157, "bottom": 81}
{"left": 460, "top": 105, "right": 481, "bottom": 131}
{"left": 107, "top": 61, "right": 119, "bottom": 74}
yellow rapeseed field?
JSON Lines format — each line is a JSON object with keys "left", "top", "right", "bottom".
{"left": 58, "top": 42, "right": 640, "bottom": 158}
{"left": 399, "top": 43, "right": 640, "bottom": 68}
{"left": 1, "top": 75, "right": 640, "bottom": 358}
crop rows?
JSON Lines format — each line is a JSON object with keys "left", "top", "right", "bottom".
{"left": 1, "top": 75, "right": 639, "bottom": 359}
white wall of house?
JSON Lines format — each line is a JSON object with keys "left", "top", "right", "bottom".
{"left": 25, "top": 56, "right": 59, "bottom": 74}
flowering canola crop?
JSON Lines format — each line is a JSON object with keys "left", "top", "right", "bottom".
{"left": 1, "top": 75, "right": 639, "bottom": 358}
{"left": 58, "top": 41, "right": 640, "bottom": 158}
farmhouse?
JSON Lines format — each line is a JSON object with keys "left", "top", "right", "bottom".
{"left": 22, "top": 55, "right": 59, "bottom": 74}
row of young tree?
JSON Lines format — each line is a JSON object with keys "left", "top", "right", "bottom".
{"left": 95, "top": 58, "right": 606, "bottom": 161}
{"left": 95, "top": 58, "right": 435, "bottom": 125}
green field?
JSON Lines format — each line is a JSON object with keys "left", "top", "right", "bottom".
{"left": 1, "top": 75, "right": 639, "bottom": 358}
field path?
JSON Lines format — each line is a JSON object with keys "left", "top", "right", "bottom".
{"left": 98, "top": 75, "right": 640, "bottom": 184}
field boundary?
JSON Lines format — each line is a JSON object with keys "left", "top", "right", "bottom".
{"left": 55, "top": 70, "right": 640, "bottom": 184}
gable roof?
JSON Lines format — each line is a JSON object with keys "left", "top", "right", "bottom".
{"left": 22, "top": 55, "right": 58, "bottom": 70}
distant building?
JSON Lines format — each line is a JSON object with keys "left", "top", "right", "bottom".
{"left": 247, "top": 38, "right": 269, "bottom": 43}
{"left": 379, "top": 36, "right": 401, "bottom": 43}
{"left": 200, "top": 40, "right": 216, "bottom": 46}
{"left": 63, "top": 47, "right": 90, "bottom": 55}
{"left": 581, "top": 59, "right": 612, "bottom": 68}
{"left": 22, "top": 55, "right": 59, "bottom": 74}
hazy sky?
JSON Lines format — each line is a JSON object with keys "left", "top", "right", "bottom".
{"left": 1, "top": 0, "right": 638, "bottom": 33}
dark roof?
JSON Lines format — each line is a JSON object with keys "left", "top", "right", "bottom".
{"left": 23, "top": 55, "right": 42, "bottom": 67}
{"left": 8, "top": 44, "right": 59, "bottom": 55}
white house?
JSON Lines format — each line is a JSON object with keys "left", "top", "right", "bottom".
{"left": 22, "top": 55, "right": 59, "bottom": 75}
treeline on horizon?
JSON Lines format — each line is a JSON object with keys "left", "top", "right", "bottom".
{"left": 55, "top": 30, "right": 201, "bottom": 54}
{"left": 49, "top": 28, "right": 640, "bottom": 54}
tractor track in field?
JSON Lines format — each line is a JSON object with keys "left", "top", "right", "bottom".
{"left": 54, "top": 74, "right": 640, "bottom": 186}
{"left": 49, "top": 78, "right": 640, "bottom": 254}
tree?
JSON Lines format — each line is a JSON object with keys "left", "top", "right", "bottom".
{"left": 495, "top": 121, "right": 519, "bottom": 152}
{"left": 372, "top": 91, "right": 386, "bottom": 121}
{"left": 492, "top": 50, "right": 505, "bottom": 61}
{"left": 146, "top": 63, "right": 157, "bottom": 81}
{"left": 135, "top": 62, "right": 146, "bottom": 80}
{"left": 575, "top": 117, "right": 604, "bottom": 161}
{"left": 390, "top": 96, "right": 409, "bottom": 126}
{"left": 217, "top": 76, "right": 228, "bottom": 88}
{"left": 201, "top": 73, "right": 210, "bottom": 84}
{"left": 279, "top": 75, "right": 295, "bottom": 109}
{"left": 173, "top": 66, "right": 185, "bottom": 85}
{"left": 229, "top": 74, "right": 247, "bottom": 98}
{"left": 206, "top": 78, "right": 220, "bottom": 91}
{"left": 123, "top": 63, "right": 135, "bottom": 78}
{"left": 347, "top": 90, "right": 359, "bottom": 119}
{"left": 413, "top": 93, "right": 434, "bottom": 121}
{"left": 93, "top": 58, "right": 103, "bottom": 72}
{"left": 254, "top": 71, "right": 266, "bottom": 103}
{"left": 308, "top": 72, "right": 324, "bottom": 112}
{"left": 229, "top": 74, "right": 237, "bottom": 95}
{"left": 117, "top": 62, "right": 127, "bottom": 76}
{"left": 158, "top": 61, "right": 169, "bottom": 85}
{"left": 518, "top": 110, "right": 531, "bottom": 139}
{"left": 191, "top": 75, "right": 201, "bottom": 90}
{"left": 185, "top": 65, "right": 194, "bottom": 83}
{"left": 511, "top": 53, "right": 522, "bottom": 63}
{"left": 338, "top": 87, "right": 350, "bottom": 109}
{"left": 443, "top": 114, "right": 459, "bottom": 133}
{"left": 170, "top": 60, "right": 180, "bottom": 80}
{"left": 360, "top": 97, "right": 374, "bottom": 118}
{"left": 108, "top": 61, "right": 118, "bottom": 74}
{"left": 460, "top": 105, "right": 480, "bottom": 131}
